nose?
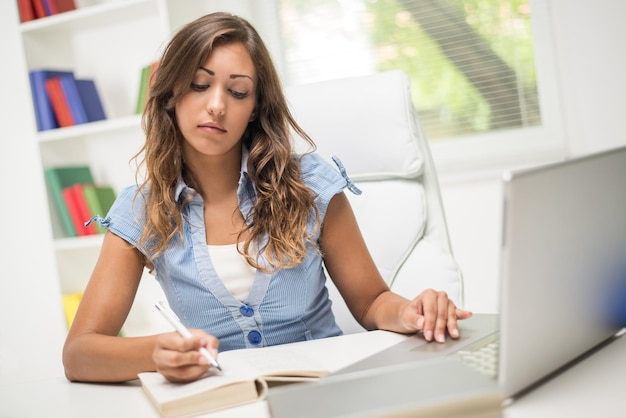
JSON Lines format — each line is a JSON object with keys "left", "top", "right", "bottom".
{"left": 206, "top": 88, "right": 226, "bottom": 116}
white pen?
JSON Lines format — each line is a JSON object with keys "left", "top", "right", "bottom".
{"left": 155, "top": 301, "right": 222, "bottom": 372}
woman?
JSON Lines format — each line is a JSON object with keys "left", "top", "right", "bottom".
{"left": 63, "top": 12, "right": 471, "bottom": 384}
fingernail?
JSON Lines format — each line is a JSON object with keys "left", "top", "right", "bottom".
{"left": 416, "top": 315, "right": 425, "bottom": 329}
{"left": 436, "top": 333, "right": 445, "bottom": 343}
{"left": 198, "top": 355, "right": 209, "bottom": 365}
{"left": 424, "top": 330, "right": 433, "bottom": 341}
{"left": 450, "top": 328, "right": 459, "bottom": 338}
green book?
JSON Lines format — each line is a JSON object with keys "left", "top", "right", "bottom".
{"left": 44, "top": 165, "right": 94, "bottom": 237}
{"left": 82, "top": 184, "right": 116, "bottom": 234}
{"left": 135, "top": 64, "right": 150, "bottom": 114}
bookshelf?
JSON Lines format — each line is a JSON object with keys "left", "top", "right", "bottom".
{"left": 6, "top": 0, "right": 283, "bottom": 339}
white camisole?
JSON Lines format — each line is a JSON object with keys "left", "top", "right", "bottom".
{"left": 207, "top": 243, "right": 256, "bottom": 301}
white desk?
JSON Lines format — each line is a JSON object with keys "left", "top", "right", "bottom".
{"left": 1, "top": 330, "right": 624, "bottom": 418}
{"left": 503, "top": 330, "right": 626, "bottom": 418}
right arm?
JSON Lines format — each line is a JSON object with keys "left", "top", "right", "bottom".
{"left": 62, "top": 231, "right": 218, "bottom": 383}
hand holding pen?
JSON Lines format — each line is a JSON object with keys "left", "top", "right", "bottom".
{"left": 155, "top": 301, "right": 222, "bottom": 373}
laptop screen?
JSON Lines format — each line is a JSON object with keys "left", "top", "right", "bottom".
{"left": 497, "top": 146, "right": 626, "bottom": 398}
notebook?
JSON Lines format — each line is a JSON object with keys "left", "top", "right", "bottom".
{"left": 267, "top": 145, "right": 626, "bottom": 416}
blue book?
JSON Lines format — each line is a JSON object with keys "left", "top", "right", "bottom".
{"left": 42, "top": 0, "right": 53, "bottom": 15}
{"left": 57, "top": 75, "right": 88, "bottom": 124}
{"left": 76, "top": 79, "right": 106, "bottom": 122}
{"left": 58, "top": 75, "right": 106, "bottom": 124}
{"left": 29, "top": 69, "right": 74, "bottom": 131}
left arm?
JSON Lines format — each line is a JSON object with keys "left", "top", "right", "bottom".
{"left": 320, "top": 192, "right": 471, "bottom": 342}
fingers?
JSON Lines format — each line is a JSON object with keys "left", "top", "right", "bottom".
{"left": 446, "top": 306, "right": 471, "bottom": 340}
{"left": 153, "top": 330, "right": 219, "bottom": 383}
{"left": 419, "top": 289, "right": 447, "bottom": 343}
{"left": 414, "top": 290, "right": 472, "bottom": 343}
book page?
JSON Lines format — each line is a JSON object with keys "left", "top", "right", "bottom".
{"left": 138, "top": 369, "right": 251, "bottom": 405}
{"left": 139, "top": 370, "right": 263, "bottom": 418}
{"left": 138, "top": 346, "right": 328, "bottom": 417}
{"left": 138, "top": 345, "right": 327, "bottom": 407}
{"left": 219, "top": 346, "right": 328, "bottom": 378}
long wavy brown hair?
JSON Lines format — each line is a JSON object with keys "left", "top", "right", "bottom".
{"left": 134, "top": 12, "right": 318, "bottom": 272}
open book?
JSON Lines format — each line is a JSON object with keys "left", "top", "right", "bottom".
{"left": 138, "top": 346, "right": 328, "bottom": 418}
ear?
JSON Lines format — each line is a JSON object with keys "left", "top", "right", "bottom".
{"left": 249, "top": 108, "right": 257, "bottom": 122}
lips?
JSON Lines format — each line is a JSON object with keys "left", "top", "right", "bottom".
{"left": 198, "top": 121, "right": 226, "bottom": 133}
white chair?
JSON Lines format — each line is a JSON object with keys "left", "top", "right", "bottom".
{"left": 286, "top": 70, "right": 464, "bottom": 334}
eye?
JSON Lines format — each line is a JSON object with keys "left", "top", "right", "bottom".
{"left": 229, "top": 89, "right": 249, "bottom": 99}
{"left": 190, "top": 82, "right": 209, "bottom": 92}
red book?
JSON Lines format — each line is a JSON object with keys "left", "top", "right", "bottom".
{"left": 46, "top": 0, "right": 76, "bottom": 15}
{"left": 17, "top": 0, "right": 36, "bottom": 22}
{"left": 45, "top": 77, "right": 75, "bottom": 127}
{"left": 31, "top": 0, "right": 48, "bottom": 18}
{"left": 62, "top": 183, "right": 97, "bottom": 236}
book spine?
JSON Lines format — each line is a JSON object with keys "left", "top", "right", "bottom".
{"left": 82, "top": 185, "right": 106, "bottom": 234}
{"left": 49, "top": 0, "right": 77, "bottom": 14}
{"left": 29, "top": 70, "right": 58, "bottom": 131}
{"left": 135, "top": 64, "right": 150, "bottom": 114}
{"left": 74, "top": 183, "right": 98, "bottom": 235}
{"left": 29, "top": 69, "right": 75, "bottom": 131}
{"left": 63, "top": 183, "right": 97, "bottom": 236}
{"left": 45, "top": 77, "right": 75, "bottom": 127}
{"left": 41, "top": 0, "right": 53, "bottom": 16}
{"left": 62, "top": 292, "right": 83, "bottom": 328}
{"left": 17, "top": 0, "right": 36, "bottom": 22}
{"left": 44, "top": 169, "right": 77, "bottom": 237}
{"left": 135, "top": 61, "right": 159, "bottom": 114}
{"left": 31, "top": 0, "right": 48, "bottom": 18}
{"left": 58, "top": 75, "right": 89, "bottom": 124}
{"left": 75, "top": 79, "right": 106, "bottom": 122}
{"left": 147, "top": 61, "right": 159, "bottom": 105}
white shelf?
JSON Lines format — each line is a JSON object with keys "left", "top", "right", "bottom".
{"left": 37, "top": 114, "right": 141, "bottom": 143}
{"left": 19, "top": 0, "right": 157, "bottom": 35}
{"left": 55, "top": 234, "right": 104, "bottom": 251}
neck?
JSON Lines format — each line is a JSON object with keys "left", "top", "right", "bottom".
{"left": 184, "top": 148, "right": 242, "bottom": 203}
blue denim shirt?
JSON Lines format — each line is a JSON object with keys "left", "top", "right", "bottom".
{"left": 98, "top": 147, "right": 360, "bottom": 351}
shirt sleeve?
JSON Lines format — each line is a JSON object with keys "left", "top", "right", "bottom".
{"left": 101, "top": 185, "right": 146, "bottom": 249}
{"left": 299, "top": 153, "right": 359, "bottom": 223}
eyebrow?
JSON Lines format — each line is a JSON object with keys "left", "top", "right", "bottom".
{"left": 199, "top": 66, "right": 254, "bottom": 82}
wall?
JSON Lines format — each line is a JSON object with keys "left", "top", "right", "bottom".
{"left": 0, "top": 2, "right": 67, "bottom": 380}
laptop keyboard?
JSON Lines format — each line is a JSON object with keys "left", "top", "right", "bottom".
{"left": 451, "top": 334, "right": 499, "bottom": 378}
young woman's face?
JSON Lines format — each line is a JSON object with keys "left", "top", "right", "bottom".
{"left": 176, "top": 41, "right": 257, "bottom": 161}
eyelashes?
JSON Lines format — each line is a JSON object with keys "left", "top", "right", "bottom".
{"left": 189, "top": 83, "right": 249, "bottom": 99}
{"left": 190, "top": 82, "right": 208, "bottom": 92}
{"left": 229, "top": 90, "right": 249, "bottom": 99}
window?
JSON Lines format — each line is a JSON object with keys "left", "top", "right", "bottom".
{"left": 278, "top": 0, "right": 563, "bottom": 170}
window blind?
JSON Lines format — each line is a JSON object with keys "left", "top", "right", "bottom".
{"left": 278, "top": 0, "right": 540, "bottom": 140}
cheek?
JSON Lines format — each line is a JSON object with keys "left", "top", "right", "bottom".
{"left": 243, "top": 100, "right": 257, "bottom": 122}
{"left": 174, "top": 97, "right": 195, "bottom": 129}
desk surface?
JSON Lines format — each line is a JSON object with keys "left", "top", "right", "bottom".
{"left": 1, "top": 329, "right": 624, "bottom": 418}
{"left": 503, "top": 329, "right": 626, "bottom": 418}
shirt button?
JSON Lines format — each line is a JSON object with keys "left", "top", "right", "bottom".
{"left": 247, "top": 330, "right": 262, "bottom": 345}
{"left": 239, "top": 305, "right": 254, "bottom": 317}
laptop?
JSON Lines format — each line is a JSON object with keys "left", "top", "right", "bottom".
{"left": 267, "top": 146, "right": 626, "bottom": 416}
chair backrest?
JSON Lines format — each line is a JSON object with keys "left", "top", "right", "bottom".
{"left": 285, "top": 70, "right": 464, "bottom": 333}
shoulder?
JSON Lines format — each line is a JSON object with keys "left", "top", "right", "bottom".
{"left": 105, "top": 184, "right": 147, "bottom": 245}
{"left": 298, "top": 152, "right": 346, "bottom": 192}
{"left": 296, "top": 153, "right": 350, "bottom": 223}
{"left": 109, "top": 185, "right": 145, "bottom": 214}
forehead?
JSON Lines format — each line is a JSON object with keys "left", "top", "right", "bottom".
{"left": 198, "top": 41, "right": 256, "bottom": 79}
